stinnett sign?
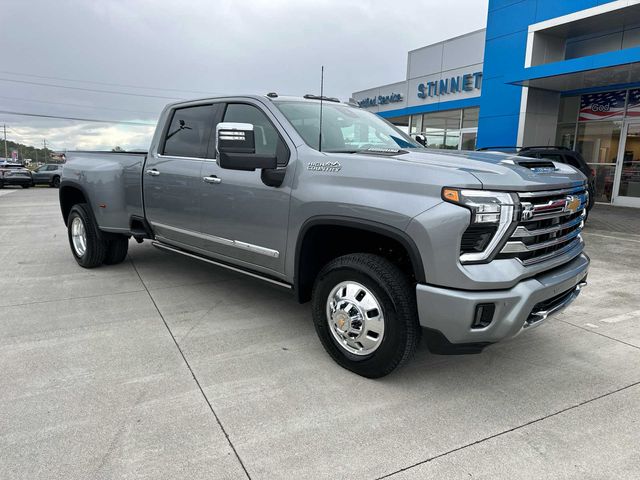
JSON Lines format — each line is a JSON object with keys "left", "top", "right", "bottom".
{"left": 418, "top": 71, "right": 482, "bottom": 98}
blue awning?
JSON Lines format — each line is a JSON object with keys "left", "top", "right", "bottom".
{"left": 506, "top": 47, "right": 640, "bottom": 93}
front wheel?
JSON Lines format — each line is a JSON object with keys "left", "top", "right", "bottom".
{"left": 311, "top": 253, "right": 420, "bottom": 378}
{"left": 67, "top": 203, "right": 107, "bottom": 268}
{"left": 51, "top": 176, "right": 60, "bottom": 188}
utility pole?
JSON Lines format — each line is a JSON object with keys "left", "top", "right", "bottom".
{"left": 43, "top": 139, "right": 47, "bottom": 164}
{"left": 3, "top": 124, "right": 7, "bottom": 161}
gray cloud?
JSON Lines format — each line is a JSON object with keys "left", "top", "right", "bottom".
{"left": 1, "top": 0, "right": 488, "bottom": 151}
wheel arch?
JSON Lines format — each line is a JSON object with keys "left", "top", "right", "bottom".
{"left": 59, "top": 181, "right": 91, "bottom": 226}
{"left": 294, "top": 216, "right": 426, "bottom": 303}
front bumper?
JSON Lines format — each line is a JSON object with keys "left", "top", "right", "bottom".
{"left": 416, "top": 253, "right": 589, "bottom": 347}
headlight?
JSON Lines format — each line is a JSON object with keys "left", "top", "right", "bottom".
{"left": 442, "top": 187, "right": 517, "bottom": 263}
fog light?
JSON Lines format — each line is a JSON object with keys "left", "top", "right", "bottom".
{"left": 472, "top": 303, "right": 495, "bottom": 329}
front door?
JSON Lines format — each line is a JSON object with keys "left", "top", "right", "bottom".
{"left": 612, "top": 121, "right": 640, "bottom": 208}
{"left": 144, "top": 103, "right": 220, "bottom": 249}
{"left": 198, "top": 101, "right": 292, "bottom": 275}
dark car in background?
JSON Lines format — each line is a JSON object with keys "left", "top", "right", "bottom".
{"left": 0, "top": 161, "right": 33, "bottom": 189}
{"left": 32, "top": 163, "right": 63, "bottom": 188}
{"left": 478, "top": 146, "right": 596, "bottom": 214}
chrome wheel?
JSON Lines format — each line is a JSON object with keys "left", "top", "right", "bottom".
{"left": 326, "top": 281, "right": 385, "bottom": 356}
{"left": 71, "top": 216, "right": 87, "bottom": 257}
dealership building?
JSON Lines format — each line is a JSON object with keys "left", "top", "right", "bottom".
{"left": 352, "top": 0, "right": 640, "bottom": 208}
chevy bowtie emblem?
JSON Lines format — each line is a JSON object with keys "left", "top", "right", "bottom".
{"left": 564, "top": 196, "right": 581, "bottom": 214}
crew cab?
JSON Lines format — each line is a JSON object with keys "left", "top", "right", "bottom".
{"left": 60, "top": 94, "right": 589, "bottom": 378}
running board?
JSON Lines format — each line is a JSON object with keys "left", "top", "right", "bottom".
{"left": 151, "top": 241, "right": 292, "bottom": 289}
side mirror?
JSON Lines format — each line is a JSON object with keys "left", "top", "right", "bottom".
{"left": 216, "top": 122, "right": 278, "bottom": 171}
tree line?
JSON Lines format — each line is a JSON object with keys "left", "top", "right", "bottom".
{"left": 1, "top": 139, "right": 56, "bottom": 163}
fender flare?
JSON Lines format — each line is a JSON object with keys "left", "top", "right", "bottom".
{"left": 294, "top": 216, "right": 427, "bottom": 289}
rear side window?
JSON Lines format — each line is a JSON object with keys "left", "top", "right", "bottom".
{"left": 163, "top": 105, "right": 216, "bottom": 158}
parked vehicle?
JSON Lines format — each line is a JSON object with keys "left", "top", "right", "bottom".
{"left": 32, "top": 163, "right": 63, "bottom": 187}
{"left": 59, "top": 94, "right": 589, "bottom": 378}
{"left": 478, "top": 146, "right": 596, "bottom": 214}
{"left": 0, "top": 161, "right": 33, "bottom": 188}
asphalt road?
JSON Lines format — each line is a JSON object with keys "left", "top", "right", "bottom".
{"left": 1, "top": 187, "right": 639, "bottom": 479}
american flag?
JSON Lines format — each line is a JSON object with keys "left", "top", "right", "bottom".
{"left": 579, "top": 90, "right": 626, "bottom": 121}
{"left": 626, "top": 88, "right": 640, "bottom": 117}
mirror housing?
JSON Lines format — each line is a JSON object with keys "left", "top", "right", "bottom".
{"left": 216, "top": 122, "right": 278, "bottom": 171}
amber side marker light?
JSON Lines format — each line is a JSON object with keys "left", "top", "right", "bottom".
{"left": 442, "top": 188, "right": 460, "bottom": 203}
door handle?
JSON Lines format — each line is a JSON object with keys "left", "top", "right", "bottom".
{"left": 146, "top": 169, "right": 160, "bottom": 177}
{"left": 203, "top": 175, "right": 222, "bottom": 184}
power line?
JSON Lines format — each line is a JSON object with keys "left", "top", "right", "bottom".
{"left": 0, "top": 77, "right": 184, "bottom": 100}
{"left": 0, "top": 109, "right": 156, "bottom": 126}
{"left": 0, "top": 69, "right": 220, "bottom": 96}
{"left": 0, "top": 94, "right": 159, "bottom": 116}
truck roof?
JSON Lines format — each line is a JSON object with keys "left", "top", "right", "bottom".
{"left": 167, "top": 94, "right": 349, "bottom": 109}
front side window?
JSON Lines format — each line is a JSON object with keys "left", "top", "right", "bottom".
{"left": 223, "top": 104, "right": 279, "bottom": 156}
{"left": 274, "top": 101, "right": 421, "bottom": 152}
{"left": 163, "top": 105, "right": 215, "bottom": 158}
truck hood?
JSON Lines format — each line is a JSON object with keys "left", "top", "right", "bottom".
{"left": 395, "top": 149, "right": 587, "bottom": 191}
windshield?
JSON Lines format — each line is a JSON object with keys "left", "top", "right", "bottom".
{"left": 274, "top": 100, "right": 422, "bottom": 153}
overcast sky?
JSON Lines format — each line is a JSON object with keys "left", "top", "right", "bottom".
{"left": 1, "top": 0, "right": 488, "bottom": 153}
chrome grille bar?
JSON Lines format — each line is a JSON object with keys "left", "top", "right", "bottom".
{"left": 517, "top": 186, "right": 587, "bottom": 198}
{"left": 501, "top": 226, "right": 583, "bottom": 253}
{"left": 512, "top": 211, "right": 586, "bottom": 238}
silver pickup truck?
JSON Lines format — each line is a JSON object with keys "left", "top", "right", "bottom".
{"left": 60, "top": 94, "right": 589, "bottom": 378}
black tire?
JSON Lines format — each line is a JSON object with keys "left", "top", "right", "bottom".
{"left": 311, "top": 253, "right": 420, "bottom": 378}
{"left": 51, "top": 176, "right": 60, "bottom": 188}
{"left": 104, "top": 235, "right": 129, "bottom": 265}
{"left": 22, "top": 184, "right": 30, "bottom": 189}
{"left": 67, "top": 203, "right": 107, "bottom": 268}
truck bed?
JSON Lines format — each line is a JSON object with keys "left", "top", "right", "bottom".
{"left": 63, "top": 151, "right": 147, "bottom": 233}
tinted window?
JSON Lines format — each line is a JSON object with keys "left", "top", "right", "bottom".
{"left": 538, "top": 153, "right": 565, "bottom": 163}
{"left": 163, "top": 105, "right": 215, "bottom": 158}
{"left": 223, "top": 104, "right": 278, "bottom": 156}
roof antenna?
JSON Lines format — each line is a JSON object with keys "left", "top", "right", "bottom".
{"left": 318, "top": 65, "right": 324, "bottom": 152}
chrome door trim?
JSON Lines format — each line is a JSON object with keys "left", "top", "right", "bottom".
{"left": 152, "top": 241, "right": 291, "bottom": 289}
{"left": 150, "top": 221, "right": 280, "bottom": 258}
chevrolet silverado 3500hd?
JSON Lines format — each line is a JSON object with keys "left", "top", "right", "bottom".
{"left": 60, "top": 94, "right": 589, "bottom": 378}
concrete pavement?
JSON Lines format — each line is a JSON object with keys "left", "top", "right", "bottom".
{"left": 1, "top": 187, "right": 639, "bottom": 479}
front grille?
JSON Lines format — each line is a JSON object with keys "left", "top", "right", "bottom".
{"left": 496, "top": 186, "right": 587, "bottom": 265}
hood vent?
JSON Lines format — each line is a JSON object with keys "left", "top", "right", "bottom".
{"left": 513, "top": 159, "right": 558, "bottom": 173}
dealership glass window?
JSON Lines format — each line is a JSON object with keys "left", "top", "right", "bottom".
{"left": 619, "top": 124, "right": 640, "bottom": 198}
{"left": 423, "top": 109, "right": 462, "bottom": 130}
{"left": 575, "top": 121, "right": 621, "bottom": 202}
{"left": 558, "top": 96, "right": 580, "bottom": 123}
{"left": 555, "top": 123, "right": 577, "bottom": 148}
{"left": 461, "top": 132, "right": 477, "bottom": 150}
{"left": 409, "top": 115, "right": 422, "bottom": 135}
{"left": 462, "top": 107, "right": 479, "bottom": 129}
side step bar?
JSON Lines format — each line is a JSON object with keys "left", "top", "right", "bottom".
{"left": 151, "top": 241, "right": 292, "bottom": 290}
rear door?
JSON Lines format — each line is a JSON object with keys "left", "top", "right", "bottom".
{"left": 198, "top": 101, "right": 292, "bottom": 274}
{"left": 144, "top": 103, "right": 222, "bottom": 249}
